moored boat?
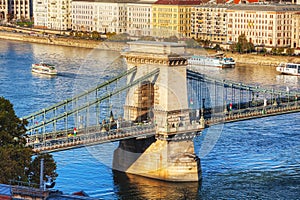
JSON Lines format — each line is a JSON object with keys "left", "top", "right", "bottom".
{"left": 276, "top": 62, "right": 300, "bottom": 76}
{"left": 31, "top": 62, "right": 58, "bottom": 75}
{"left": 219, "top": 57, "right": 236, "bottom": 68}
{"left": 188, "top": 55, "right": 235, "bottom": 68}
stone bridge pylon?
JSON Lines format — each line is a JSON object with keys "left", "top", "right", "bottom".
{"left": 113, "top": 41, "right": 203, "bottom": 182}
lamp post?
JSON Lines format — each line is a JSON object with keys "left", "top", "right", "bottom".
{"left": 40, "top": 158, "right": 44, "bottom": 190}
{"left": 199, "top": 98, "right": 205, "bottom": 129}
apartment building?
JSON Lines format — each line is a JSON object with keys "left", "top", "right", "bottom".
{"left": 0, "top": 0, "right": 9, "bottom": 21}
{"left": 191, "top": 4, "right": 228, "bottom": 43}
{"left": 226, "top": 4, "right": 300, "bottom": 48}
{"left": 33, "top": 0, "right": 47, "bottom": 28}
{"left": 72, "top": 0, "right": 132, "bottom": 33}
{"left": 152, "top": 0, "right": 201, "bottom": 38}
{"left": 33, "top": 0, "right": 71, "bottom": 30}
{"left": 0, "top": 0, "right": 31, "bottom": 22}
{"left": 126, "top": 0, "right": 155, "bottom": 37}
{"left": 291, "top": 12, "right": 300, "bottom": 48}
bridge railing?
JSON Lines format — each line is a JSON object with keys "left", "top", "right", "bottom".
{"left": 26, "top": 122, "right": 156, "bottom": 153}
{"left": 23, "top": 67, "right": 160, "bottom": 137}
{"left": 157, "top": 121, "right": 203, "bottom": 134}
{"left": 206, "top": 97, "right": 300, "bottom": 125}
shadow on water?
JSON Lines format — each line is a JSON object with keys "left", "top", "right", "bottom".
{"left": 112, "top": 170, "right": 202, "bottom": 200}
{"left": 58, "top": 72, "right": 78, "bottom": 79}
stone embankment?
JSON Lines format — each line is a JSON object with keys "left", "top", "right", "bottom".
{"left": 1, "top": 30, "right": 299, "bottom": 66}
{"left": 0, "top": 30, "right": 126, "bottom": 51}
{"left": 224, "top": 52, "right": 300, "bottom": 67}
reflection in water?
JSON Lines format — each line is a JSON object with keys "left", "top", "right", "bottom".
{"left": 276, "top": 74, "right": 300, "bottom": 86}
{"left": 198, "top": 64, "right": 300, "bottom": 92}
{"left": 113, "top": 170, "right": 201, "bottom": 200}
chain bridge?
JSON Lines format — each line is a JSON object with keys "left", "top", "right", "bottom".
{"left": 22, "top": 41, "right": 300, "bottom": 182}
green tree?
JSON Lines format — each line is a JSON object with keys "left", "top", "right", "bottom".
{"left": 164, "top": 35, "right": 178, "bottom": 43}
{"left": 277, "top": 47, "right": 284, "bottom": 55}
{"left": 271, "top": 47, "right": 277, "bottom": 55}
{"left": 236, "top": 34, "right": 248, "bottom": 53}
{"left": 184, "top": 38, "right": 199, "bottom": 48}
{"left": 0, "top": 145, "right": 32, "bottom": 183}
{"left": 91, "top": 31, "right": 100, "bottom": 40}
{"left": 259, "top": 47, "right": 267, "bottom": 54}
{"left": 203, "top": 39, "right": 211, "bottom": 48}
{"left": 139, "top": 36, "right": 156, "bottom": 41}
{"left": 0, "top": 97, "right": 27, "bottom": 146}
{"left": 0, "top": 97, "right": 57, "bottom": 185}
{"left": 69, "top": 31, "right": 74, "bottom": 37}
{"left": 29, "top": 154, "right": 58, "bottom": 186}
{"left": 235, "top": 34, "right": 254, "bottom": 53}
{"left": 286, "top": 47, "right": 294, "bottom": 56}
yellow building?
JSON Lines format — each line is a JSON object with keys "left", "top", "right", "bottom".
{"left": 152, "top": 0, "right": 201, "bottom": 38}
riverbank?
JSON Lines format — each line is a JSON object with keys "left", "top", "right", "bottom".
{"left": 0, "top": 30, "right": 125, "bottom": 51}
{"left": 1, "top": 30, "right": 299, "bottom": 66}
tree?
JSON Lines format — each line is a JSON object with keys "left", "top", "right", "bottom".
{"left": 235, "top": 34, "right": 254, "bottom": 53}
{"left": 139, "top": 36, "right": 156, "bottom": 41}
{"left": 0, "top": 145, "right": 32, "bottom": 183}
{"left": 0, "top": 97, "right": 57, "bottom": 185}
{"left": 164, "top": 35, "right": 178, "bottom": 43}
{"left": 91, "top": 31, "right": 100, "bottom": 40}
{"left": 236, "top": 34, "right": 248, "bottom": 53}
{"left": 277, "top": 47, "right": 284, "bottom": 55}
{"left": 29, "top": 154, "right": 58, "bottom": 186}
{"left": 184, "top": 38, "right": 199, "bottom": 48}
{"left": 0, "top": 97, "right": 27, "bottom": 146}
{"left": 271, "top": 47, "right": 277, "bottom": 55}
{"left": 259, "top": 47, "right": 267, "bottom": 54}
{"left": 286, "top": 47, "right": 294, "bottom": 56}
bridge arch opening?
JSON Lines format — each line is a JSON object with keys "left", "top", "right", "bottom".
{"left": 131, "top": 80, "right": 154, "bottom": 123}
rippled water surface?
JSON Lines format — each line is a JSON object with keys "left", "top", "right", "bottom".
{"left": 0, "top": 40, "right": 299, "bottom": 199}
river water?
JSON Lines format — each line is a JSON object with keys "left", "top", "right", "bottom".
{"left": 0, "top": 39, "right": 299, "bottom": 199}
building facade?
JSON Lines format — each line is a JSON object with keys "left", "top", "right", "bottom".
{"left": 291, "top": 12, "right": 300, "bottom": 49}
{"left": 152, "top": 0, "right": 201, "bottom": 38}
{"left": 191, "top": 4, "right": 228, "bottom": 43}
{"left": 0, "top": 0, "right": 31, "bottom": 22}
{"left": 72, "top": 0, "right": 131, "bottom": 33}
{"left": 0, "top": 0, "right": 9, "bottom": 21}
{"left": 126, "top": 0, "right": 155, "bottom": 37}
{"left": 34, "top": 0, "right": 71, "bottom": 30}
{"left": 33, "top": 0, "right": 47, "bottom": 28}
{"left": 226, "top": 4, "right": 300, "bottom": 48}
{"left": 29, "top": 0, "right": 300, "bottom": 49}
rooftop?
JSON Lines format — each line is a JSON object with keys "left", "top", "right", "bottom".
{"left": 154, "top": 0, "right": 203, "bottom": 5}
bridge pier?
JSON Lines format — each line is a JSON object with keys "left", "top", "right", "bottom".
{"left": 113, "top": 41, "right": 202, "bottom": 182}
{"left": 113, "top": 136, "right": 201, "bottom": 182}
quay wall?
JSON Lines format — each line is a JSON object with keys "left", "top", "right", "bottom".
{"left": 1, "top": 31, "right": 299, "bottom": 66}
{"left": 0, "top": 31, "right": 126, "bottom": 51}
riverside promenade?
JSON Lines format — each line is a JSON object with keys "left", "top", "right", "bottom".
{"left": 0, "top": 26, "right": 299, "bottom": 66}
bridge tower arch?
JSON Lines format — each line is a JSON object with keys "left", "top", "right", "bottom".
{"left": 113, "top": 41, "right": 202, "bottom": 182}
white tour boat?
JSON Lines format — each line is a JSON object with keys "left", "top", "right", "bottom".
{"left": 31, "top": 62, "right": 58, "bottom": 75}
{"left": 219, "top": 57, "right": 236, "bottom": 68}
{"left": 188, "top": 55, "right": 235, "bottom": 68}
{"left": 276, "top": 62, "right": 300, "bottom": 76}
